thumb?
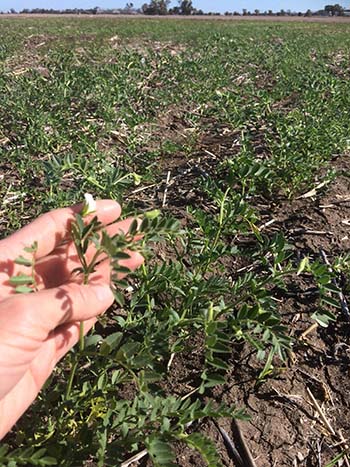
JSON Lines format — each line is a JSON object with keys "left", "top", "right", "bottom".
{"left": 33, "top": 281, "right": 115, "bottom": 330}
{"left": 0, "top": 280, "right": 115, "bottom": 339}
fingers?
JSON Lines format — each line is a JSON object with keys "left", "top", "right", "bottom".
{"left": 0, "top": 200, "right": 121, "bottom": 262}
{"left": 0, "top": 251, "right": 143, "bottom": 339}
{"left": 0, "top": 370, "right": 41, "bottom": 439}
{"left": 10, "top": 283, "right": 113, "bottom": 336}
{"left": 0, "top": 262, "right": 111, "bottom": 337}
{"left": 0, "top": 317, "right": 97, "bottom": 440}
{"left": 36, "top": 217, "right": 142, "bottom": 289}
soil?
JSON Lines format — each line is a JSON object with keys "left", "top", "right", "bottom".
{"left": 1, "top": 92, "right": 350, "bottom": 467}
{"left": 125, "top": 118, "right": 350, "bottom": 466}
{"left": 2, "top": 28, "right": 350, "bottom": 467}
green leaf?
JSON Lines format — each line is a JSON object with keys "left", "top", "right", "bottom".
{"left": 147, "top": 436, "right": 176, "bottom": 467}
{"left": 322, "top": 296, "right": 341, "bottom": 309}
{"left": 85, "top": 334, "right": 102, "bottom": 348}
{"left": 237, "top": 305, "right": 248, "bottom": 320}
{"left": 113, "top": 290, "right": 125, "bottom": 307}
{"left": 75, "top": 214, "right": 85, "bottom": 234}
{"left": 183, "top": 433, "right": 223, "bottom": 467}
{"left": 39, "top": 457, "right": 57, "bottom": 465}
{"left": 210, "top": 341, "right": 230, "bottom": 354}
{"left": 113, "top": 251, "right": 131, "bottom": 260}
{"left": 113, "top": 265, "right": 131, "bottom": 274}
{"left": 140, "top": 216, "right": 149, "bottom": 232}
{"left": 144, "top": 209, "right": 161, "bottom": 220}
{"left": 23, "top": 241, "right": 38, "bottom": 254}
{"left": 99, "top": 342, "right": 111, "bottom": 356}
{"left": 311, "top": 309, "right": 336, "bottom": 327}
{"left": 128, "top": 219, "right": 138, "bottom": 236}
{"left": 141, "top": 370, "right": 162, "bottom": 383}
{"left": 111, "top": 370, "right": 122, "bottom": 384}
{"left": 0, "top": 444, "right": 9, "bottom": 456}
{"left": 323, "top": 283, "right": 340, "bottom": 294}
{"left": 9, "top": 274, "right": 35, "bottom": 285}
{"left": 318, "top": 275, "right": 333, "bottom": 285}
{"left": 297, "top": 257, "right": 309, "bottom": 275}
{"left": 105, "top": 332, "right": 123, "bottom": 350}
{"left": 96, "top": 428, "right": 107, "bottom": 467}
{"left": 97, "top": 373, "right": 106, "bottom": 390}
{"left": 206, "top": 335, "right": 217, "bottom": 348}
{"left": 14, "top": 256, "right": 32, "bottom": 267}
{"left": 15, "top": 285, "right": 34, "bottom": 294}
{"left": 324, "top": 451, "right": 347, "bottom": 467}
{"left": 202, "top": 373, "right": 226, "bottom": 388}
{"left": 257, "top": 348, "right": 274, "bottom": 383}
{"left": 82, "top": 218, "right": 98, "bottom": 238}
{"left": 31, "top": 448, "right": 47, "bottom": 460}
{"left": 207, "top": 357, "right": 229, "bottom": 370}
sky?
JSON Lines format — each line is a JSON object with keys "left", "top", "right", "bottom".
{"left": 1, "top": 0, "right": 348, "bottom": 14}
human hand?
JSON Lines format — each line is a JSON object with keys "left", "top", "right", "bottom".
{"left": 0, "top": 200, "right": 143, "bottom": 439}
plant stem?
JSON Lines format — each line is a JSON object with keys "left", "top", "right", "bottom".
{"left": 141, "top": 263, "right": 152, "bottom": 313}
{"left": 79, "top": 273, "right": 89, "bottom": 353}
{"left": 201, "top": 187, "right": 230, "bottom": 275}
{"left": 79, "top": 322, "right": 85, "bottom": 352}
{"left": 66, "top": 274, "right": 89, "bottom": 399}
{"left": 65, "top": 359, "right": 78, "bottom": 399}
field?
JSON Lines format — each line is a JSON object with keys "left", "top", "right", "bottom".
{"left": 1, "top": 16, "right": 350, "bottom": 467}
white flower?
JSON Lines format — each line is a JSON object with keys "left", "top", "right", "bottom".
{"left": 81, "top": 193, "right": 96, "bottom": 217}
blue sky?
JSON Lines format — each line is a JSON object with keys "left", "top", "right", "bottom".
{"left": 1, "top": 0, "right": 348, "bottom": 13}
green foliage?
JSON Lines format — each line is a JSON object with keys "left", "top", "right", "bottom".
{"left": 0, "top": 445, "right": 57, "bottom": 466}
{"left": 324, "top": 450, "right": 349, "bottom": 467}
{"left": 182, "top": 433, "right": 222, "bottom": 467}
{"left": 10, "top": 242, "right": 38, "bottom": 293}
{"left": 297, "top": 257, "right": 338, "bottom": 326}
{"left": 147, "top": 436, "right": 177, "bottom": 467}
{"left": 1, "top": 17, "right": 349, "bottom": 466}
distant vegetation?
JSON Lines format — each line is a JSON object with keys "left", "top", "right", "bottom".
{"left": 2, "top": 1, "right": 349, "bottom": 17}
{"left": 2, "top": 14, "right": 350, "bottom": 467}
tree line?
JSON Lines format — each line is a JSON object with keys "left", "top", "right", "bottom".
{"left": 3, "top": 2, "right": 348, "bottom": 17}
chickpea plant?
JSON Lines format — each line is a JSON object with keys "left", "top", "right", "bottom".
{"left": 9, "top": 241, "right": 39, "bottom": 293}
{"left": 6, "top": 194, "right": 250, "bottom": 466}
{"left": 66, "top": 194, "right": 177, "bottom": 398}
{"left": 4, "top": 17, "right": 350, "bottom": 467}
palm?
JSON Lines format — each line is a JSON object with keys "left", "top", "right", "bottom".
{"left": 0, "top": 201, "right": 143, "bottom": 439}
